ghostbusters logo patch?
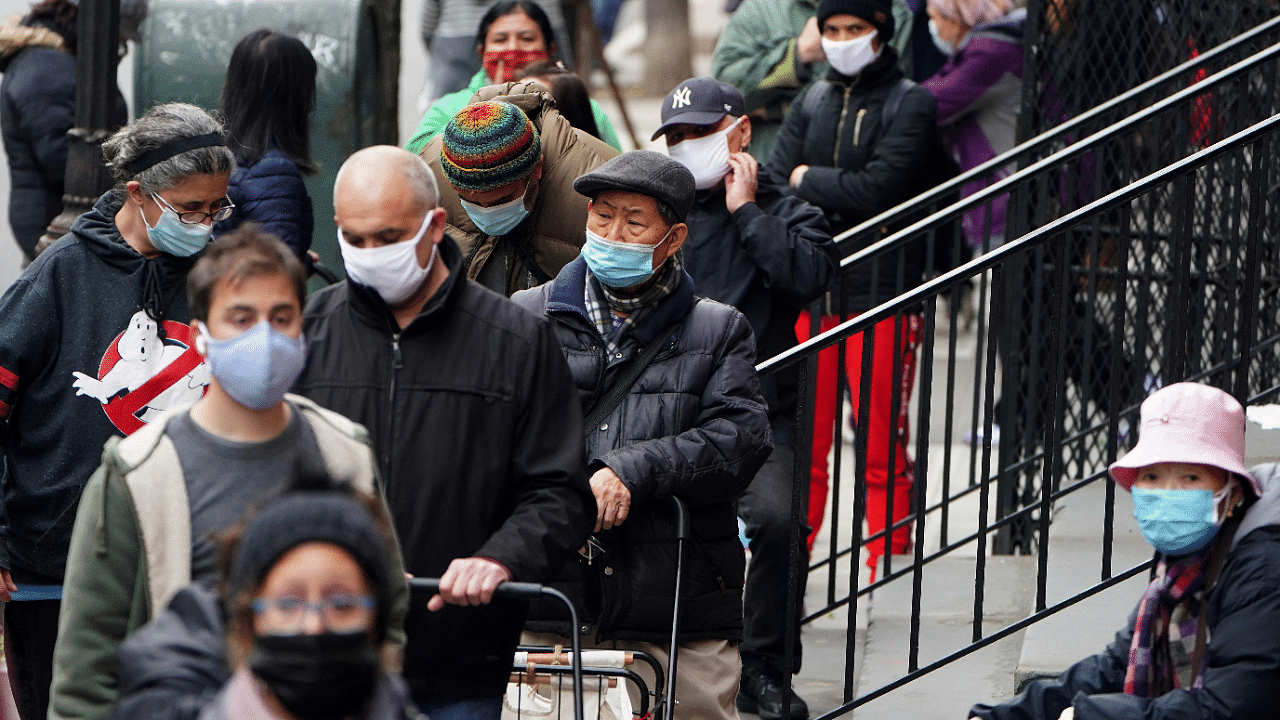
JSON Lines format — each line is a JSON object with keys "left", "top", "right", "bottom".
{"left": 71, "top": 311, "right": 210, "bottom": 434}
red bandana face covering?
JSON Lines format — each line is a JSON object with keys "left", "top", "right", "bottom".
{"left": 482, "top": 49, "right": 549, "bottom": 83}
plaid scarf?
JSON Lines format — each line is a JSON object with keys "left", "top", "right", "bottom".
{"left": 585, "top": 254, "right": 684, "bottom": 359}
{"left": 1124, "top": 548, "right": 1210, "bottom": 697}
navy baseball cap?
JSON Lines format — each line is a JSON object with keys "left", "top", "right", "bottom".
{"left": 651, "top": 77, "right": 747, "bottom": 141}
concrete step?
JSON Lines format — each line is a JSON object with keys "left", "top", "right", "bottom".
{"left": 852, "top": 554, "right": 1037, "bottom": 720}
{"left": 1009, "top": 479, "right": 1152, "bottom": 695}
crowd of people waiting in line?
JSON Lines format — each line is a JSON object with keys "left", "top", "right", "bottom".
{"left": 0, "top": 0, "right": 1276, "bottom": 719}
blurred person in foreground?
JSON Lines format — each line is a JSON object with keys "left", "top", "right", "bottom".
{"left": 513, "top": 151, "right": 773, "bottom": 720}
{"left": 0, "top": 103, "right": 233, "bottom": 720}
{"left": 971, "top": 383, "right": 1280, "bottom": 720}
{"left": 0, "top": 0, "right": 144, "bottom": 262}
{"left": 653, "top": 77, "right": 836, "bottom": 720}
{"left": 111, "top": 489, "right": 421, "bottom": 720}
{"left": 293, "top": 145, "right": 593, "bottom": 720}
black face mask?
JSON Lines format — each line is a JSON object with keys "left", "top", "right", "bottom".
{"left": 248, "top": 631, "right": 380, "bottom": 720}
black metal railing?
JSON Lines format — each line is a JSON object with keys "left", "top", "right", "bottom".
{"left": 812, "top": 30, "right": 1280, "bottom": 563}
{"left": 759, "top": 107, "right": 1280, "bottom": 719}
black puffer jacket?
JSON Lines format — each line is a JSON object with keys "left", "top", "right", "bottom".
{"left": 295, "top": 235, "right": 594, "bottom": 698}
{"left": 767, "top": 49, "right": 949, "bottom": 311}
{"left": 512, "top": 257, "right": 773, "bottom": 644}
{"left": 970, "top": 466, "right": 1280, "bottom": 720}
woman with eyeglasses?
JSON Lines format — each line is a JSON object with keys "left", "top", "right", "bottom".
{"left": 207, "top": 490, "right": 419, "bottom": 720}
{"left": 110, "top": 490, "right": 420, "bottom": 720}
{"left": 0, "top": 101, "right": 233, "bottom": 720}
{"left": 215, "top": 29, "right": 318, "bottom": 267}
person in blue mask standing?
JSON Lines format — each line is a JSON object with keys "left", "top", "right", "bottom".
{"left": 47, "top": 226, "right": 407, "bottom": 720}
{"left": 423, "top": 96, "right": 616, "bottom": 297}
{"left": 512, "top": 151, "right": 773, "bottom": 720}
{"left": 970, "top": 382, "right": 1280, "bottom": 720}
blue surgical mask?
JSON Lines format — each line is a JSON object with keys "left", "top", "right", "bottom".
{"left": 140, "top": 195, "right": 214, "bottom": 257}
{"left": 581, "top": 226, "right": 671, "bottom": 288}
{"left": 460, "top": 193, "right": 529, "bottom": 236}
{"left": 198, "top": 320, "right": 307, "bottom": 410}
{"left": 1131, "top": 484, "right": 1233, "bottom": 556}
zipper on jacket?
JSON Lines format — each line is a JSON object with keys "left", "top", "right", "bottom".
{"left": 385, "top": 332, "right": 402, "bottom": 474}
{"left": 832, "top": 83, "right": 855, "bottom": 166}
{"left": 852, "top": 108, "right": 868, "bottom": 147}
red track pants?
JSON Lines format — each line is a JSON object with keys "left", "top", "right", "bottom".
{"left": 796, "top": 311, "right": 922, "bottom": 572}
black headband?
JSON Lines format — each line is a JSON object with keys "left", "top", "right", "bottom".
{"left": 122, "top": 132, "right": 226, "bottom": 176}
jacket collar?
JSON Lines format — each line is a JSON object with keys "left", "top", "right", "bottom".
{"left": 545, "top": 256, "right": 697, "bottom": 344}
{"left": 344, "top": 232, "right": 468, "bottom": 334}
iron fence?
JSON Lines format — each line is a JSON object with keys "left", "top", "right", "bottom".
{"left": 760, "top": 107, "right": 1280, "bottom": 718}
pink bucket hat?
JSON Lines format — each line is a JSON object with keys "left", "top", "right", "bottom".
{"left": 1109, "top": 382, "right": 1258, "bottom": 496}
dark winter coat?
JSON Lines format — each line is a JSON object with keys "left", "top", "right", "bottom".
{"left": 214, "top": 148, "right": 313, "bottom": 263}
{"left": 0, "top": 190, "right": 201, "bottom": 583}
{"left": 294, "top": 234, "right": 595, "bottom": 698}
{"left": 682, "top": 167, "right": 835, "bottom": 444}
{"left": 0, "top": 19, "right": 127, "bottom": 258}
{"left": 767, "top": 49, "right": 950, "bottom": 312}
{"left": 512, "top": 256, "right": 773, "bottom": 644}
{"left": 970, "top": 467, "right": 1280, "bottom": 720}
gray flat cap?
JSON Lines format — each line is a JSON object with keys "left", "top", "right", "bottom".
{"left": 573, "top": 151, "right": 695, "bottom": 222}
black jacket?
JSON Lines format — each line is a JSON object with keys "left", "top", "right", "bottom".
{"left": 767, "top": 50, "right": 950, "bottom": 311}
{"left": 512, "top": 257, "right": 773, "bottom": 644}
{"left": 970, "top": 468, "right": 1280, "bottom": 720}
{"left": 294, "top": 235, "right": 594, "bottom": 698}
{"left": 0, "top": 21, "right": 127, "bottom": 258}
{"left": 682, "top": 168, "right": 835, "bottom": 444}
{"left": 0, "top": 190, "right": 200, "bottom": 582}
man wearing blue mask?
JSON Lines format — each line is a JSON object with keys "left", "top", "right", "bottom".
{"left": 295, "top": 145, "right": 593, "bottom": 720}
{"left": 512, "top": 150, "right": 774, "bottom": 720}
{"left": 424, "top": 95, "right": 617, "bottom": 297}
{"left": 654, "top": 76, "right": 837, "bottom": 720}
{"left": 48, "top": 226, "right": 407, "bottom": 720}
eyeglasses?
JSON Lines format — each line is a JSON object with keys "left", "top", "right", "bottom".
{"left": 251, "top": 593, "right": 375, "bottom": 635}
{"left": 152, "top": 193, "right": 235, "bottom": 225}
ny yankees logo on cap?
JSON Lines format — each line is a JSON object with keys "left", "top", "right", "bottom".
{"left": 672, "top": 86, "right": 692, "bottom": 108}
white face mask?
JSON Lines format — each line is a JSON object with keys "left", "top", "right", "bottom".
{"left": 821, "top": 32, "right": 881, "bottom": 77}
{"left": 928, "top": 19, "right": 956, "bottom": 55}
{"left": 667, "top": 117, "right": 743, "bottom": 191}
{"left": 338, "top": 212, "right": 438, "bottom": 307}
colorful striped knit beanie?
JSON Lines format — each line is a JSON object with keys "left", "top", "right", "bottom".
{"left": 440, "top": 101, "right": 542, "bottom": 192}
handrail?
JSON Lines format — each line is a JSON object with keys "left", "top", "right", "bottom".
{"left": 835, "top": 40, "right": 1280, "bottom": 271}
{"left": 828, "top": 12, "right": 1280, "bottom": 251}
{"left": 758, "top": 110, "right": 1280, "bottom": 374}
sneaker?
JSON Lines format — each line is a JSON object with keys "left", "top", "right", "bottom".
{"left": 737, "top": 664, "right": 809, "bottom": 720}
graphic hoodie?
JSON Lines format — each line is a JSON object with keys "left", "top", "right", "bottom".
{"left": 0, "top": 190, "right": 207, "bottom": 582}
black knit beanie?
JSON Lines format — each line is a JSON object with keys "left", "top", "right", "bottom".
{"left": 815, "top": 0, "right": 895, "bottom": 37}
{"left": 227, "top": 491, "right": 393, "bottom": 643}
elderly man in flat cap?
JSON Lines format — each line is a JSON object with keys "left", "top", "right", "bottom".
{"left": 512, "top": 150, "right": 773, "bottom": 720}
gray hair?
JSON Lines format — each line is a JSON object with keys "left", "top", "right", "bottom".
{"left": 102, "top": 102, "right": 237, "bottom": 194}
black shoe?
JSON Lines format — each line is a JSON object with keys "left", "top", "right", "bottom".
{"left": 737, "top": 664, "right": 809, "bottom": 720}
